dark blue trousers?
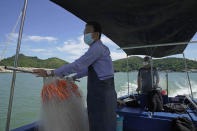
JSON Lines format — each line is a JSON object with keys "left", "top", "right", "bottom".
{"left": 87, "top": 66, "right": 117, "bottom": 131}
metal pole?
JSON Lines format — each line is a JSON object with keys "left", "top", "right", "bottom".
{"left": 185, "top": 95, "right": 197, "bottom": 110}
{"left": 5, "top": 0, "right": 28, "bottom": 130}
{"left": 182, "top": 53, "right": 193, "bottom": 98}
{"left": 150, "top": 56, "right": 154, "bottom": 89}
{"left": 5, "top": 66, "right": 33, "bottom": 73}
{"left": 117, "top": 40, "right": 197, "bottom": 50}
{"left": 166, "top": 72, "right": 168, "bottom": 96}
{"left": 126, "top": 55, "right": 130, "bottom": 95}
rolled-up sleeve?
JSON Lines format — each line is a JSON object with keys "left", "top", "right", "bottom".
{"left": 54, "top": 42, "right": 102, "bottom": 77}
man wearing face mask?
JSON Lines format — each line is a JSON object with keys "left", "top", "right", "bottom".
{"left": 136, "top": 56, "right": 159, "bottom": 94}
{"left": 33, "top": 21, "right": 117, "bottom": 131}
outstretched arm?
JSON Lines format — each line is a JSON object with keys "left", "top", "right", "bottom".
{"left": 54, "top": 43, "right": 102, "bottom": 78}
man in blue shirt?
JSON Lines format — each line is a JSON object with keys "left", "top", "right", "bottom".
{"left": 33, "top": 21, "right": 117, "bottom": 131}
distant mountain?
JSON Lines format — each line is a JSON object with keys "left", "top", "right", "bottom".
{"left": 0, "top": 54, "right": 69, "bottom": 69}
{"left": 1, "top": 54, "right": 197, "bottom": 72}
{"left": 113, "top": 56, "right": 144, "bottom": 72}
{"left": 113, "top": 56, "right": 197, "bottom": 72}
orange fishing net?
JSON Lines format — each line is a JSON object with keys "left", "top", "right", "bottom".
{"left": 41, "top": 79, "right": 81, "bottom": 102}
{"left": 40, "top": 77, "right": 89, "bottom": 131}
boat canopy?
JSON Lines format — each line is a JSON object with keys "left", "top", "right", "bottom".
{"left": 51, "top": 0, "right": 197, "bottom": 57}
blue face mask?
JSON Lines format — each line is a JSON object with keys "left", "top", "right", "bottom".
{"left": 84, "top": 33, "right": 94, "bottom": 45}
{"left": 143, "top": 61, "right": 149, "bottom": 66}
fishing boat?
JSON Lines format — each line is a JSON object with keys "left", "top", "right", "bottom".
{"left": 4, "top": 0, "right": 197, "bottom": 131}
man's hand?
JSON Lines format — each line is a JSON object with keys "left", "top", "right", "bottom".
{"left": 66, "top": 77, "right": 74, "bottom": 82}
{"left": 72, "top": 76, "right": 80, "bottom": 82}
{"left": 136, "top": 87, "right": 141, "bottom": 92}
{"left": 155, "top": 84, "right": 159, "bottom": 88}
{"left": 72, "top": 76, "right": 76, "bottom": 81}
{"left": 33, "top": 69, "right": 47, "bottom": 77}
{"left": 65, "top": 76, "right": 80, "bottom": 82}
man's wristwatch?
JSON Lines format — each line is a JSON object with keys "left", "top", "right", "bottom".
{"left": 46, "top": 70, "right": 52, "bottom": 76}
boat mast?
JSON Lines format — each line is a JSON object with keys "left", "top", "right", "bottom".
{"left": 126, "top": 55, "right": 130, "bottom": 95}
{"left": 150, "top": 56, "right": 154, "bottom": 89}
{"left": 5, "top": 0, "right": 28, "bottom": 131}
{"left": 166, "top": 72, "right": 169, "bottom": 96}
{"left": 182, "top": 53, "right": 193, "bottom": 98}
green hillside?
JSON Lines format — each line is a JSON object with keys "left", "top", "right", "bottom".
{"left": 113, "top": 56, "right": 144, "bottom": 72}
{"left": 113, "top": 56, "right": 197, "bottom": 72}
{"left": 153, "top": 58, "right": 197, "bottom": 71}
{"left": 1, "top": 54, "right": 197, "bottom": 72}
{"left": 0, "top": 54, "right": 69, "bottom": 69}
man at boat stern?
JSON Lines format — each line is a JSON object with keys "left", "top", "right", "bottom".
{"left": 136, "top": 56, "right": 159, "bottom": 94}
{"left": 33, "top": 21, "right": 117, "bottom": 131}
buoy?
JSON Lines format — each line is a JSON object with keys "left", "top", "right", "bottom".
{"left": 161, "top": 90, "right": 167, "bottom": 95}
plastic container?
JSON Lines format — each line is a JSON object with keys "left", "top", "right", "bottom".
{"left": 143, "top": 112, "right": 152, "bottom": 118}
{"left": 116, "top": 115, "right": 124, "bottom": 131}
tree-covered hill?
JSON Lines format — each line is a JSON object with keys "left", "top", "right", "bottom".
{"left": 113, "top": 56, "right": 197, "bottom": 72}
{"left": 0, "top": 54, "right": 69, "bottom": 69}
{"left": 153, "top": 58, "right": 197, "bottom": 71}
{"left": 113, "top": 56, "right": 144, "bottom": 72}
{"left": 1, "top": 54, "right": 197, "bottom": 72}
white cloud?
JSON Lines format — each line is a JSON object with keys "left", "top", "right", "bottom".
{"left": 9, "top": 33, "right": 18, "bottom": 39}
{"left": 25, "top": 35, "right": 57, "bottom": 42}
{"left": 56, "top": 35, "right": 88, "bottom": 58}
{"left": 5, "top": 33, "right": 58, "bottom": 44}
{"left": 69, "top": 55, "right": 81, "bottom": 60}
{"left": 101, "top": 35, "right": 115, "bottom": 46}
{"left": 101, "top": 35, "right": 127, "bottom": 60}
{"left": 110, "top": 51, "right": 127, "bottom": 60}
{"left": 5, "top": 33, "right": 18, "bottom": 42}
{"left": 57, "top": 35, "right": 127, "bottom": 61}
{"left": 30, "top": 48, "right": 47, "bottom": 52}
{"left": 21, "top": 46, "right": 55, "bottom": 59}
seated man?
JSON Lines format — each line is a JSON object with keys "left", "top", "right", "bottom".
{"left": 136, "top": 56, "right": 159, "bottom": 94}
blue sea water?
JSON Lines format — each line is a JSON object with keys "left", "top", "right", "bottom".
{"left": 0, "top": 72, "right": 197, "bottom": 130}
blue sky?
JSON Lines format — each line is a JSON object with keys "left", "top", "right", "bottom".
{"left": 0, "top": 0, "right": 197, "bottom": 62}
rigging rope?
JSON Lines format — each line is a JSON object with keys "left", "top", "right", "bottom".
{"left": 182, "top": 53, "right": 193, "bottom": 98}
{"left": 0, "top": 12, "right": 22, "bottom": 62}
{"left": 126, "top": 55, "right": 130, "bottom": 95}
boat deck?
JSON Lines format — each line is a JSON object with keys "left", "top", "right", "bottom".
{"left": 11, "top": 95, "right": 197, "bottom": 131}
{"left": 116, "top": 95, "right": 197, "bottom": 131}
